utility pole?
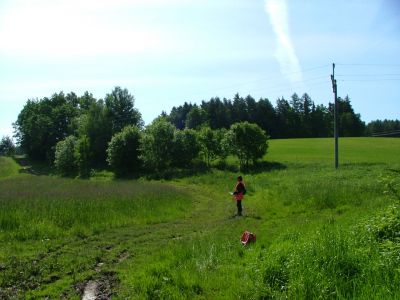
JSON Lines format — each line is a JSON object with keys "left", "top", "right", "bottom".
{"left": 331, "top": 63, "right": 338, "bottom": 169}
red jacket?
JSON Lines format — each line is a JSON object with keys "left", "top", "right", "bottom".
{"left": 234, "top": 182, "right": 245, "bottom": 201}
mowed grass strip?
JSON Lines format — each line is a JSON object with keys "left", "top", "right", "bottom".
{"left": 267, "top": 137, "right": 400, "bottom": 165}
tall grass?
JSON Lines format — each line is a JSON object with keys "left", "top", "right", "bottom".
{"left": 116, "top": 233, "right": 254, "bottom": 299}
{"left": 116, "top": 212, "right": 400, "bottom": 299}
{"left": 245, "top": 221, "right": 400, "bottom": 299}
{"left": 0, "top": 176, "right": 192, "bottom": 241}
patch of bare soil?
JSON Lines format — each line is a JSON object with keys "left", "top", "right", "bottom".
{"left": 118, "top": 249, "right": 130, "bottom": 263}
{"left": 79, "top": 272, "right": 117, "bottom": 300}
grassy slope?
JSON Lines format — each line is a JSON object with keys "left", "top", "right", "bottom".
{"left": 0, "top": 138, "right": 399, "bottom": 299}
{"left": 0, "top": 156, "right": 20, "bottom": 178}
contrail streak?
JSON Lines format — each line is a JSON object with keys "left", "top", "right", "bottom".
{"left": 265, "top": 0, "right": 303, "bottom": 84}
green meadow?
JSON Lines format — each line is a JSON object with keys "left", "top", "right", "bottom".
{"left": 0, "top": 156, "right": 19, "bottom": 178}
{"left": 0, "top": 137, "right": 399, "bottom": 299}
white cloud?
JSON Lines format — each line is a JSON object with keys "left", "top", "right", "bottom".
{"left": 0, "top": 0, "right": 186, "bottom": 58}
{"left": 265, "top": 0, "right": 303, "bottom": 84}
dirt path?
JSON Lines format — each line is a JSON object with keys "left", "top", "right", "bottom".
{"left": 75, "top": 187, "right": 232, "bottom": 299}
{"left": 82, "top": 281, "right": 97, "bottom": 300}
{"left": 1, "top": 184, "right": 239, "bottom": 299}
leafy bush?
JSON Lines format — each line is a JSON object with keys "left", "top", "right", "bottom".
{"left": 54, "top": 135, "right": 78, "bottom": 176}
{"left": 107, "top": 125, "right": 142, "bottom": 177}
{"left": 226, "top": 122, "right": 268, "bottom": 169}
{"left": 197, "top": 127, "right": 218, "bottom": 166}
{"left": 214, "top": 128, "right": 230, "bottom": 161}
{"left": 369, "top": 205, "right": 400, "bottom": 243}
{"left": 76, "top": 102, "right": 112, "bottom": 167}
{"left": 381, "top": 169, "right": 400, "bottom": 202}
{"left": 367, "top": 169, "right": 400, "bottom": 247}
{"left": 76, "top": 134, "right": 91, "bottom": 178}
{"left": 140, "top": 118, "right": 175, "bottom": 171}
{"left": 171, "top": 129, "right": 200, "bottom": 168}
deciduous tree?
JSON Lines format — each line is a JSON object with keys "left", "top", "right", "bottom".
{"left": 227, "top": 122, "right": 268, "bottom": 169}
{"left": 105, "top": 86, "right": 143, "bottom": 134}
{"left": 14, "top": 92, "right": 78, "bottom": 161}
{"left": 0, "top": 136, "right": 16, "bottom": 156}
{"left": 107, "top": 125, "right": 142, "bottom": 177}
{"left": 54, "top": 135, "right": 78, "bottom": 176}
{"left": 171, "top": 129, "right": 200, "bottom": 168}
{"left": 140, "top": 118, "right": 175, "bottom": 171}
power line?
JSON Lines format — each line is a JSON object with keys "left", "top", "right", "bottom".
{"left": 337, "top": 73, "right": 400, "bottom": 76}
{"left": 187, "top": 64, "right": 331, "bottom": 98}
{"left": 249, "top": 80, "right": 328, "bottom": 95}
{"left": 190, "top": 74, "right": 331, "bottom": 100}
{"left": 338, "top": 78, "right": 400, "bottom": 82}
{"left": 336, "top": 73, "right": 400, "bottom": 77}
{"left": 336, "top": 63, "right": 400, "bottom": 67}
{"left": 281, "top": 64, "right": 330, "bottom": 75}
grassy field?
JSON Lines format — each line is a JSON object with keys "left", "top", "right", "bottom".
{"left": 0, "top": 137, "right": 399, "bottom": 299}
{"left": 0, "top": 156, "right": 19, "bottom": 179}
{"left": 267, "top": 137, "right": 400, "bottom": 164}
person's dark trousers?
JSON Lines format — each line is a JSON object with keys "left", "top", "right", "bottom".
{"left": 237, "top": 200, "right": 242, "bottom": 216}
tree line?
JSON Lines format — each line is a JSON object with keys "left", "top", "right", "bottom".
{"left": 8, "top": 87, "right": 399, "bottom": 177}
{"left": 365, "top": 119, "right": 400, "bottom": 137}
{"left": 166, "top": 93, "right": 366, "bottom": 138}
{"left": 12, "top": 87, "right": 268, "bottom": 177}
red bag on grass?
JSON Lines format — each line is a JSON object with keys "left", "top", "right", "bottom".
{"left": 241, "top": 231, "right": 256, "bottom": 245}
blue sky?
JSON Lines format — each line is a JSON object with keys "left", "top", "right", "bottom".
{"left": 1, "top": 0, "right": 399, "bottom": 138}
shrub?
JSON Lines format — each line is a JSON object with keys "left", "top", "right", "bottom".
{"left": 54, "top": 135, "right": 78, "bottom": 176}
{"left": 197, "top": 126, "right": 229, "bottom": 166}
{"left": 107, "top": 125, "right": 142, "bottom": 177}
{"left": 140, "top": 118, "right": 175, "bottom": 171}
{"left": 171, "top": 129, "right": 200, "bottom": 168}
{"left": 76, "top": 134, "right": 91, "bottom": 178}
{"left": 226, "top": 122, "right": 268, "bottom": 169}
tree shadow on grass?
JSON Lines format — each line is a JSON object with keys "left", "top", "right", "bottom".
{"left": 152, "top": 160, "right": 288, "bottom": 180}
{"left": 13, "top": 155, "right": 55, "bottom": 176}
{"left": 216, "top": 161, "right": 287, "bottom": 174}
{"left": 153, "top": 160, "right": 287, "bottom": 181}
{"left": 142, "top": 164, "right": 212, "bottom": 181}
{"left": 11, "top": 155, "right": 287, "bottom": 181}
{"left": 242, "top": 161, "right": 287, "bottom": 174}
{"left": 213, "top": 160, "right": 287, "bottom": 175}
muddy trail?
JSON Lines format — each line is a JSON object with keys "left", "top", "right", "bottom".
{"left": 0, "top": 186, "right": 246, "bottom": 299}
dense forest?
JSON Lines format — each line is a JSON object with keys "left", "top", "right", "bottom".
{"left": 6, "top": 87, "right": 398, "bottom": 177}
{"left": 365, "top": 119, "right": 400, "bottom": 137}
{"left": 166, "top": 93, "right": 366, "bottom": 138}
{"left": 166, "top": 93, "right": 400, "bottom": 138}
